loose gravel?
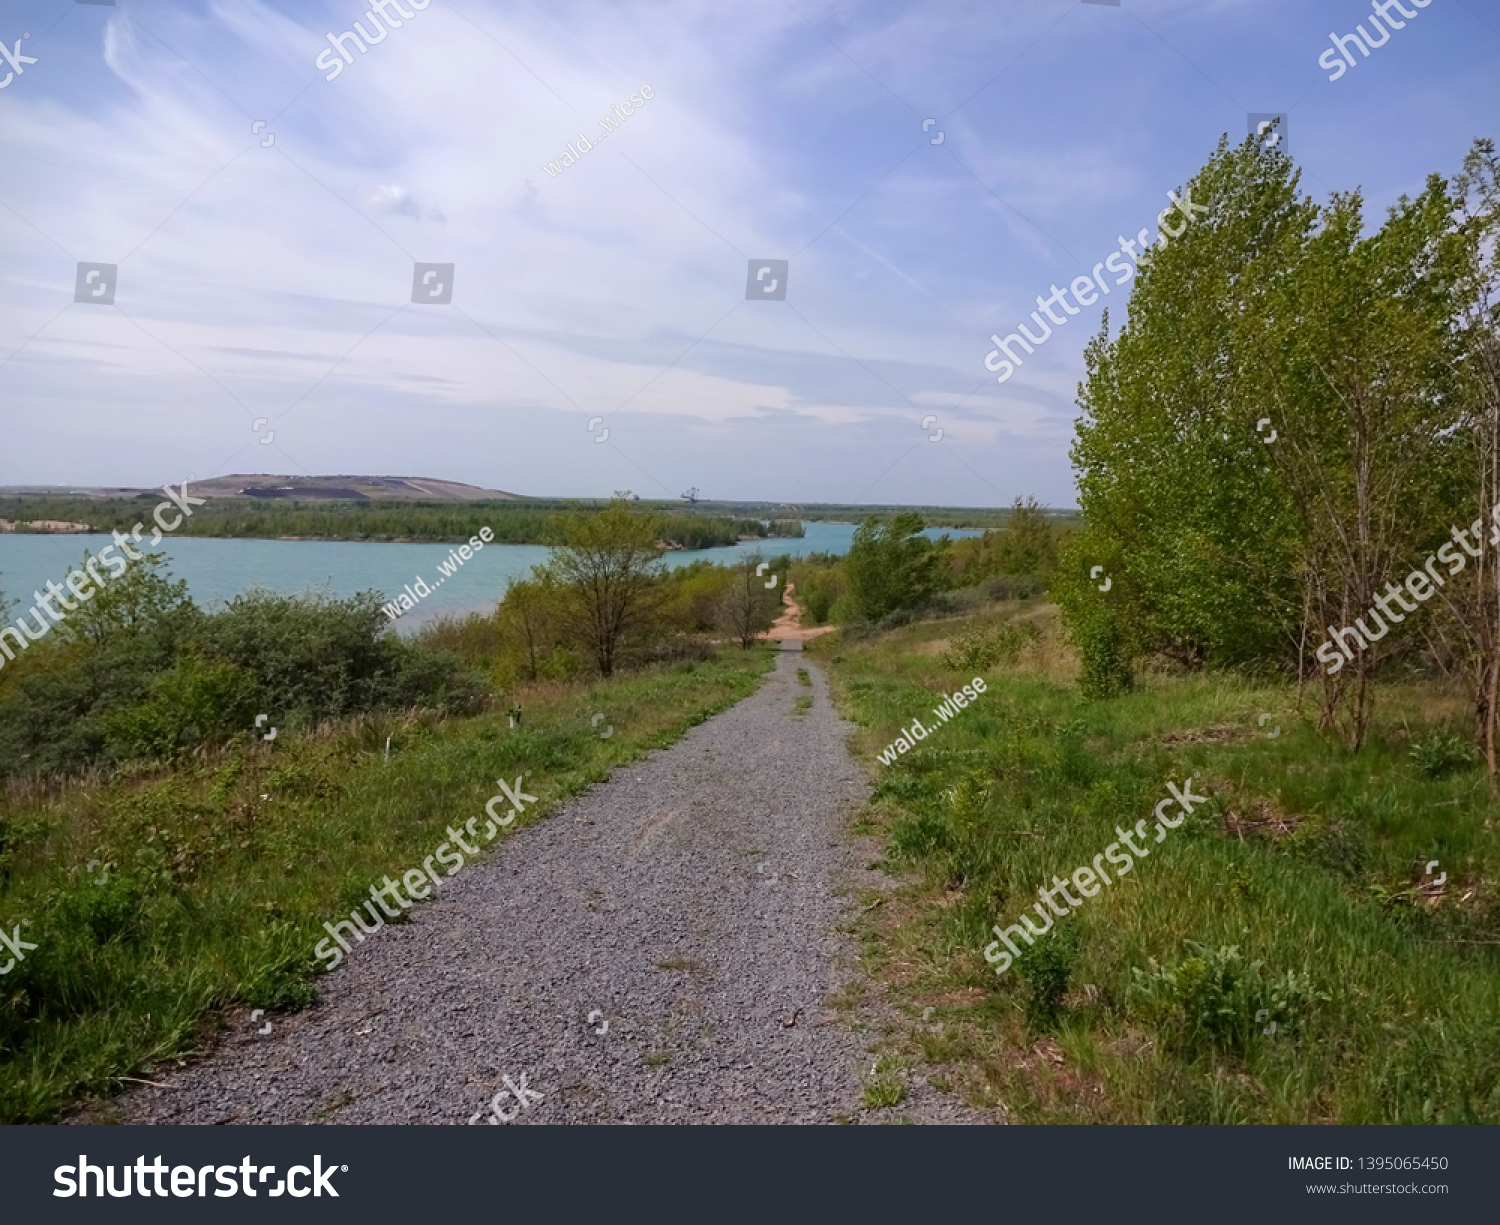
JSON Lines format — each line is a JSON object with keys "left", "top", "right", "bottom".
{"left": 102, "top": 652, "right": 987, "bottom": 1125}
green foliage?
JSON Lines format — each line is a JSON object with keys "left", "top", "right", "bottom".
{"left": 843, "top": 512, "right": 945, "bottom": 622}
{"left": 193, "top": 588, "right": 483, "bottom": 722}
{"left": 103, "top": 655, "right": 255, "bottom": 761}
{"left": 542, "top": 499, "right": 667, "bottom": 677}
{"left": 1128, "top": 941, "right": 1326, "bottom": 1058}
{"left": 716, "top": 552, "right": 781, "bottom": 648}
{"left": 1409, "top": 734, "right": 1479, "bottom": 779}
{"left": 823, "top": 601, "right": 1500, "bottom": 1122}
{"left": 789, "top": 556, "right": 844, "bottom": 625}
{"left": 939, "top": 621, "right": 1040, "bottom": 671}
{"left": 0, "top": 555, "right": 200, "bottom": 776}
{"left": 0, "top": 556, "right": 482, "bottom": 782}
{"left": 0, "top": 496, "right": 799, "bottom": 551}
{"left": 949, "top": 497, "right": 1062, "bottom": 589}
{"left": 1064, "top": 140, "right": 1315, "bottom": 675}
{"left": 1017, "top": 928, "right": 1078, "bottom": 1032}
{"left": 1052, "top": 541, "right": 1135, "bottom": 697}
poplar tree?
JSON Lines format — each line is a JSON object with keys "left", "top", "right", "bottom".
{"left": 1059, "top": 138, "right": 1310, "bottom": 688}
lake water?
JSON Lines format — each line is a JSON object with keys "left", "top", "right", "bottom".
{"left": 0, "top": 521, "right": 982, "bottom": 633}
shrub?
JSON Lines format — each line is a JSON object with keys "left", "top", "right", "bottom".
{"left": 843, "top": 512, "right": 946, "bottom": 622}
{"left": 1016, "top": 928, "right": 1078, "bottom": 1031}
{"left": 103, "top": 655, "right": 256, "bottom": 761}
{"left": 939, "top": 621, "right": 1040, "bottom": 671}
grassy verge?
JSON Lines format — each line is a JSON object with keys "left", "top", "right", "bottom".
{"left": 812, "top": 604, "right": 1500, "bottom": 1124}
{"left": 0, "top": 649, "right": 774, "bottom": 1122}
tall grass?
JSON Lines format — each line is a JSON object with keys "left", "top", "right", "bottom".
{"left": 0, "top": 650, "right": 771, "bottom": 1121}
{"left": 814, "top": 604, "right": 1500, "bottom": 1124}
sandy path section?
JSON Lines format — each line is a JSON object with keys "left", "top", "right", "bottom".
{"left": 765, "top": 582, "right": 837, "bottom": 643}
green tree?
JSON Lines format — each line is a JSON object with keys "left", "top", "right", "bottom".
{"left": 717, "top": 551, "right": 781, "bottom": 647}
{"left": 843, "top": 512, "right": 945, "bottom": 622}
{"left": 498, "top": 568, "right": 564, "bottom": 681}
{"left": 1437, "top": 139, "right": 1500, "bottom": 779}
{"left": 544, "top": 499, "right": 666, "bottom": 676}
{"left": 1242, "top": 178, "right": 1462, "bottom": 746}
{"left": 1062, "top": 139, "right": 1311, "bottom": 684}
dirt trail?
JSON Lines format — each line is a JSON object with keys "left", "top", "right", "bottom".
{"left": 101, "top": 654, "right": 986, "bottom": 1125}
{"left": 765, "top": 582, "right": 836, "bottom": 643}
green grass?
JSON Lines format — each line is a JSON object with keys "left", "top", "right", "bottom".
{"left": 812, "top": 603, "right": 1500, "bottom": 1124}
{"left": 861, "top": 1054, "right": 907, "bottom": 1109}
{"left": 0, "top": 649, "right": 774, "bottom": 1122}
{"left": 797, "top": 668, "right": 812, "bottom": 687}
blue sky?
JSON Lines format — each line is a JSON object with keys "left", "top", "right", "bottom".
{"left": 0, "top": 0, "right": 1496, "bottom": 508}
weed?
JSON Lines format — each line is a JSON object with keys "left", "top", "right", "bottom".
{"left": 1016, "top": 928, "right": 1079, "bottom": 1032}
{"left": 939, "top": 621, "right": 1040, "bottom": 671}
{"left": 1128, "top": 942, "right": 1326, "bottom": 1058}
{"left": 1410, "top": 734, "right": 1478, "bottom": 779}
{"left": 862, "top": 1055, "right": 906, "bottom": 1109}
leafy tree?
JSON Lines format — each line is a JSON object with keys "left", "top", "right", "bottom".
{"left": 1435, "top": 139, "right": 1500, "bottom": 779}
{"left": 952, "top": 497, "right": 1059, "bottom": 589}
{"left": 543, "top": 499, "right": 666, "bottom": 676}
{"left": 497, "top": 568, "right": 564, "bottom": 680}
{"left": 1061, "top": 131, "right": 1471, "bottom": 753}
{"left": 1062, "top": 139, "right": 1310, "bottom": 683}
{"left": 1242, "top": 178, "right": 1462, "bottom": 746}
{"left": 843, "top": 512, "right": 944, "bottom": 622}
{"left": 717, "top": 551, "right": 781, "bottom": 647}
{"left": 0, "top": 554, "right": 202, "bottom": 774}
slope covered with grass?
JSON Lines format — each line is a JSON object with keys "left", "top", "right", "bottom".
{"left": 816, "top": 604, "right": 1500, "bottom": 1124}
{"left": 0, "top": 650, "right": 772, "bottom": 1122}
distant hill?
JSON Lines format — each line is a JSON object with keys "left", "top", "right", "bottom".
{"left": 0, "top": 476, "right": 523, "bottom": 503}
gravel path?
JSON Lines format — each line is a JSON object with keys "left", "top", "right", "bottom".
{"left": 102, "top": 651, "right": 986, "bottom": 1125}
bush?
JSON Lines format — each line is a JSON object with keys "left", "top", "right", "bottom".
{"left": 103, "top": 655, "right": 255, "bottom": 761}
{"left": 1074, "top": 610, "right": 1133, "bottom": 698}
{"left": 940, "top": 621, "right": 1040, "bottom": 671}
{"left": 843, "top": 512, "right": 946, "bottom": 622}
{"left": 1016, "top": 928, "right": 1078, "bottom": 1031}
{"left": 0, "top": 577, "right": 485, "bottom": 781}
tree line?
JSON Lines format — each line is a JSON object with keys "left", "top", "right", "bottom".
{"left": 0, "top": 496, "right": 803, "bottom": 551}
{"left": 1052, "top": 135, "right": 1500, "bottom": 767}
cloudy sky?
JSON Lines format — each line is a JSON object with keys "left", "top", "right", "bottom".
{"left": 1, "top": 0, "right": 1496, "bottom": 508}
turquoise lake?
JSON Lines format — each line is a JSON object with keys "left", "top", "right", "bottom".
{"left": 0, "top": 521, "right": 982, "bottom": 633}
